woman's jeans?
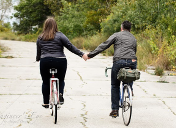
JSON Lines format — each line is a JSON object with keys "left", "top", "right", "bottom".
{"left": 111, "top": 59, "right": 137, "bottom": 110}
{"left": 40, "top": 57, "right": 67, "bottom": 104}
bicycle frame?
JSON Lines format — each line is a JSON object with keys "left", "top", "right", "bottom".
{"left": 50, "top": 70, "right": 59, "bottom": 106}
{"left": 119, "top": 83, "right": 132, "bottom": 107}
{"left": 105, "top": 67, "right": 132, "bottom": 106}
{"left": 49, "top": 69, "right": 60, "bottom": 124}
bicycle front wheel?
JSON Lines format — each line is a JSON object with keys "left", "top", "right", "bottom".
{"left": 122, "top": 85, "right": 132, "bottom": 126}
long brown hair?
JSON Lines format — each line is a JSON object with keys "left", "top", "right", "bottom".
{"left": 39, "top": 17, "right": 58, "bottom": 41}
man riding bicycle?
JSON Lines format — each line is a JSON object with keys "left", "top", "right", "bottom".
{"left": 87, "top": 21, "right": 137, "bottom": 117}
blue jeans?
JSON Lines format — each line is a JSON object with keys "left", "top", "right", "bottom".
{"left": 111, "top": 59, "right": 137, "bottom": 110}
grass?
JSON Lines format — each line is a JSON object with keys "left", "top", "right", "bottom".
{"left": 0, "top": 42, "right": 9, "bottom": 57}
{"left": 0, "top": 32, "right": 23, "bottom": 41}
{"left": 0, "top": 56, "right": 14, "bottom": 58}
{"left": 157, "top": 81, "right": 169, "bottom": 83}
{"left": 0, "top": 32, "right": 38, "bottom": 42}
{"left": 155, "top": 66, "right": 164, "bottom": 76}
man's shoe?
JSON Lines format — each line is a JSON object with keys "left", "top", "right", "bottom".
{"left": 132, "top": 91, "right": 134, "bottom": 96}
{"left": 59, "top": 93, "right": 64, "bottom": 105}
{"left": 109, "top": 110, "right": 119, "bottom": 118}
{"left": 42, "top": 104, "right": 49, "bottom": 108}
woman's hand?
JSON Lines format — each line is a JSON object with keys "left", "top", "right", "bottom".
{"left": 82, "top": 54, "right": 88, "bottom": 61}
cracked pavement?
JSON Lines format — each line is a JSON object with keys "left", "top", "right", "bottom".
{"left": 0, "top": 40, "right": 176, "bottom": 128}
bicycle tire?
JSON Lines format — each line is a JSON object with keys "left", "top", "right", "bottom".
{"left": 53, "top": 82, "right": 57, "bottom": 124}
{"left": 122, "top": 85, "right": 132, "bottom": 126}
{"left": 54, "top": 104, "right": 57, "bottom": 124}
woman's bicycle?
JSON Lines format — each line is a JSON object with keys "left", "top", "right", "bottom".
{"left": 105, "top": 67, "right": 133, "bottom": 126}
{"left": 49, "top": 68, "right": 60, "bottom": 124}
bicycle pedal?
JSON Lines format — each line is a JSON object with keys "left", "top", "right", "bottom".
{"left": 111, "top": 114, "right": 118, "bottom": 118}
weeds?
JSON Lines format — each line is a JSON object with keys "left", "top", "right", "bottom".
{"left": 0, "top": 42, "right": 9, "bottom": 57}
{"left": 0, "top": 32, "right": 23, "bottom": 41}
{"left": 155, "top": 66, "right": 164, "bottom": 76}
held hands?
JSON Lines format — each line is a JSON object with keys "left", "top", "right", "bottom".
{"left": 82, "top": 53, "right": 90, "bottom": 61}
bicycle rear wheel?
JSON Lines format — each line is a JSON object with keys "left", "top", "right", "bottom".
{"left": 54, "top": 104, "right": 57, "bottom": 124}
{"left": 53, "top": 81, "right": 58, "bottom": 124}
{"left": 122, "top": 85, "right": 132, "bottom": 126}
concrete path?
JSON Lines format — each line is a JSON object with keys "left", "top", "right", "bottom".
{"left": 0, "top": 40, "right": 176, "bottom": 128}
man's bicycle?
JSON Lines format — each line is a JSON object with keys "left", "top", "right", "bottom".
{"left": 49, "top": 68, "right": 61, "bottom": 124}
{"left": 105, "top": 67, "right": 133, "bottom": 126}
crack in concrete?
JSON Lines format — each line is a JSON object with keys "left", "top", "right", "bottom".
{"left": 160, "top": 99, "right": 176, "bottom": 116}
{"left": 137, "top": 84, "right": 176, "bottom": 116}
{"left": 72, "top": 69, "right": 87, "bottom": 85}
{"left": 137, "top": 84, "right": 148, "bottom": 94}
{"left": 80, "top": 101, "right": 88, "bottom": 128}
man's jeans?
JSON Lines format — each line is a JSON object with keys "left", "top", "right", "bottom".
{"left": 111, "top": 59, "right": 137, "bottom": 110}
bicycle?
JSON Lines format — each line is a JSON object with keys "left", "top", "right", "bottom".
{"left": 105, "top": 67, "right": 132, "bottom": 126}
{"left": 49, "top": 68, "right": 61, "bottom": 124}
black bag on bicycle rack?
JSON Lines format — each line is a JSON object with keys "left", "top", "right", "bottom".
{"left": 117, "top": 68, "right": 140, "bottom": 83}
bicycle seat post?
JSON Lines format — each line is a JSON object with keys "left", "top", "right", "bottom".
{"left": 50, "top": 68, "right": 57, "bottom": 78}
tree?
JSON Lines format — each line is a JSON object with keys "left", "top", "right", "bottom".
{"left": 0, "top": 20, "right": 11, "bottom": 32}
{"left": 0, "top": 0, "right": 13, "bottom": 21}
{"left": 44, "top": 0, "right": 63, "bottom": 15}
{"left": 57, "top": 0, "right": 88, "bottom": 39}
{"left": 13, "top": 0, "right": 52, "bottom": 34}
{"left": 57, "top": 0, "right": 116, "bottom": 39}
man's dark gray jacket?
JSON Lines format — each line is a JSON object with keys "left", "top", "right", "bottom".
{"left": 88, "top": 30, "right": 137, "bottom": 62}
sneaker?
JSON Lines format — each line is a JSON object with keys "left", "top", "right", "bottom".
{"left": 109, "top": 110, "right": 119, "bottom": 117}
{"left": 42, "top": 104, "right": 49, "bottom": 108}
{"left": 59, "top": 93, "right": 64, "bottom": 105}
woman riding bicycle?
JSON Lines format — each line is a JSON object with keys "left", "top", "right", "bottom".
{"left": 36, "top": 17, "right": 87, "bottom": 108}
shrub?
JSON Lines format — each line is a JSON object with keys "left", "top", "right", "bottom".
{"left": 71, "top": 37, "right": 85, "bottom": 49}
{"left": 155, "top": 66, "right": 164, "bottom": 76}
{"left": 23, "top": 34, "right": 38, "bottom": 42}
{"left": 83, "top": 34, "right": 108, "bottom": 50}
{"left": 0, "top": 32, "right": 23, "bottom": 41}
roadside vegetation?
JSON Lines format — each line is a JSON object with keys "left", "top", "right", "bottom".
{"left": 0, "top": 0, "right": 176, "bottom": 72}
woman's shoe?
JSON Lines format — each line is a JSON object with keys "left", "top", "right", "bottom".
{"left": 42, "top": 104, "right": 49, "bottom": 108}
{"left": 59, "top": 93, "right": 64, "bottom": 105}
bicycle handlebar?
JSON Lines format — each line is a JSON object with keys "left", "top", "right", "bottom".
{"left": 105, "top": 67, "right": 112, "bottom": 77}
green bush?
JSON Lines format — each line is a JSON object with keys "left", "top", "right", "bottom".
{"left": 23, "top": 34, "right": 38, "bottom": 42}
{"left": 155, "top": 66, "right": 164, "bottom": 76}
